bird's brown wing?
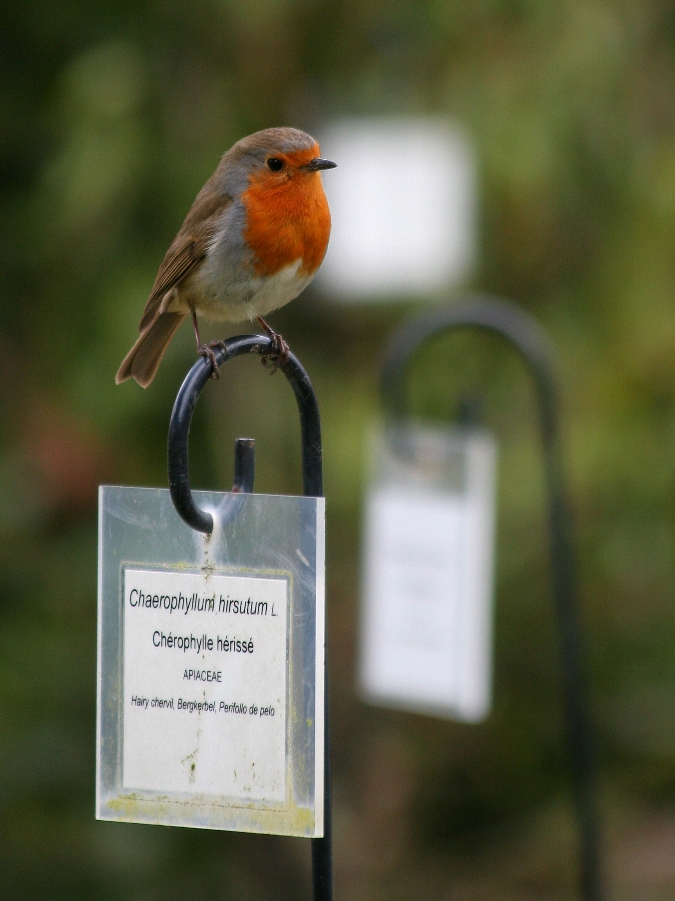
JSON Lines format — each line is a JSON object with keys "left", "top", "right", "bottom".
{"left": 139, "top": 191, "right": 233, "bottom": 332}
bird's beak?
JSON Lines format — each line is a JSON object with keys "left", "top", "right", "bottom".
{"left": 302, "top": 157, "right": 337, "bottom": 171}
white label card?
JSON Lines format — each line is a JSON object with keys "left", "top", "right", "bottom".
{"left": 123, "top": 569, "right": 288, "bottom": 801}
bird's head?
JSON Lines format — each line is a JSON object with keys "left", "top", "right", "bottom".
{"left": 220, "top": 127, "right": 336, "bottom": 195}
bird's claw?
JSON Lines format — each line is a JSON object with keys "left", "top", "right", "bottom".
{"left": 198, "top": 341, "right": 225, "bottom": 379}
{"left": 261, "top": 332, "right": 290, "bottom": 373}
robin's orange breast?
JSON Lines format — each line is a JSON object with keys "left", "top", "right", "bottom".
{"left": 242, "top": 163, "right": 331, "bottom": 279}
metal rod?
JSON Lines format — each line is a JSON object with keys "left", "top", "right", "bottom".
{"left": 231, "top": 437, "right": 255, "bottom": 493}
{"left": 166, "top": 333, "right": 331, "bottom": 901}
{"left": 380, "top": 294, "right": 603, "bottom": 901}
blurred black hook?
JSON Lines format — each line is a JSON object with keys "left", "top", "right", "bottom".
{"left": 380, "top": 294, "right": 604, "bottom": 901}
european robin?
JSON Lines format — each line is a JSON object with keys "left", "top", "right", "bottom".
{"left": 116, "top": 127, "right": 336, "bottom": 387}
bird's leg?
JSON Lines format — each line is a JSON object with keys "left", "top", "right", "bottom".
{"left": 257, "top": 317, "right": 290, "bottom": 371}
{"left": 192, "top": 308, "right": 222, "bottom": 380}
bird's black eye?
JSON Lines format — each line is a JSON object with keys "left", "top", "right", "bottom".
{"left": 267, "top": 157, "right": 284, "bottom": 171}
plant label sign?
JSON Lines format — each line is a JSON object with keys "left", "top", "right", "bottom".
{"left": 97, "top": 486, "right": 325, "bottom": 837}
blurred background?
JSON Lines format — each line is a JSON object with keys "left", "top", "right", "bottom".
{"left": 2, "top": 1, "right": 675, "bottom": 899}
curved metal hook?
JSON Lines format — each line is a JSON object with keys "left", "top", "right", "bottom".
{"left": 381, "top": 295, "right": 557, "bottom": 428}
{"left": 168, "top": 333, "right": 323, "bottom": 534}
{"left": 380, "top": 294, "right": 603, "bottom": 901}
{"left": 167, "top": 332, "right": 331, "bottom": 901}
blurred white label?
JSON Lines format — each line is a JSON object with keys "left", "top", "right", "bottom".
{"left": 360, "top": 428, "right": 496, "bottom": 721}
{"left": 318, "top": 117, "right": 477, "bottom": 300}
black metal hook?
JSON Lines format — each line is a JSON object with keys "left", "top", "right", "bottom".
{"left": 167, "top": 334, "right": 323, "bottom": 534}
{"left": 380, "top": 294, "right": 603, "bottom": 901}
{"left": 167, "top": 332, "right": 331, "bottom": 901}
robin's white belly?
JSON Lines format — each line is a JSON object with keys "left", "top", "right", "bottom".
{"left": 189, "top": 257, "right": 313, "bottom": 323}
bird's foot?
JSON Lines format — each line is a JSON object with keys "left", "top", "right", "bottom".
{"left": 198, "top": 341, "right": 225, "bottom": 379}
{"left": 257, "top": 318, "right": 290, "bottom": 373}
{"left": 261, "top": 334, "right": 290, "bottom": 373}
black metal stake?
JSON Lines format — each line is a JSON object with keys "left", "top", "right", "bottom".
{"left": 380, "top": 295, "right": 603, "bottom": 901}
{"left": 167, "top": 334, "right": 331, "bottom": 901}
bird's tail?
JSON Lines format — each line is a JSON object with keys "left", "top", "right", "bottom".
{"left": 115, "top": 312, "right": 186, "bottom": 388}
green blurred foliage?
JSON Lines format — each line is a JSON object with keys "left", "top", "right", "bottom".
{"left": 2, "top": 0, "right": 675, "bottom": 898}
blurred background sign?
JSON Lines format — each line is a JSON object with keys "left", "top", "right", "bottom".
{"left": 359, "top": 425, "right": 497, "bottom": 722}
{"left": 317, "top": 117, "right": 477, "bottom": 300}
